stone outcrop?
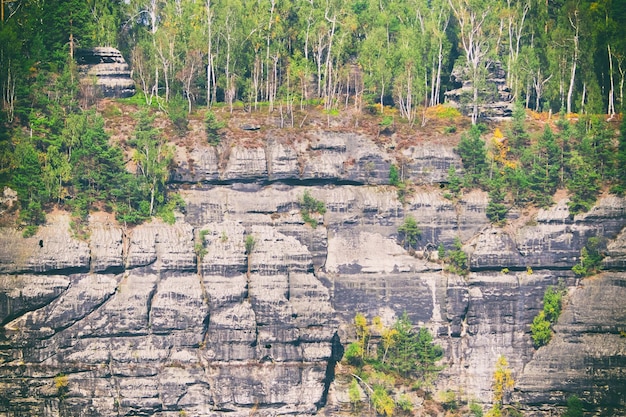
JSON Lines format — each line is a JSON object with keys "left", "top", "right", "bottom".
{"left": 76, "top": 47, "right": 136, "bottom": 98}
{"left": 444, "top": 60, "right": 514, "bottom": 120}
{"left": 1, "top": 132, "right": 625, "bottom": 416}
{"left": 172, "top": 132, "right": 435, "bottom": 186}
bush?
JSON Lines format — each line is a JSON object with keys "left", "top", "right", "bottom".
{"left": 563, "top": 395, "right": 584, "bottom": 417}
{"left": 572, "top": 237, "right": 605, "bottom": 277}
{"left": 389, "top": 164, "right": 400, "bottom": 186}
{"left": 344, "top": 342, "right": 363, "bottom": 366}
{"left": 530, "top": 311, "right": 552, "bottom": 348}
{"left": 446, "top": 237, "right": 468, "bottom": 275}
{"left": 299, "top": 191, "right": 326, "bottom": 228}
{"left": 470, "top": 401, "right": 484, "bottom": 417}
{"left": 531, "top": 284, "right": 566, "bottom": 348}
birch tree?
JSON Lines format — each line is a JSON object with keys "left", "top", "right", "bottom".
{"left": 449, "top": 0, "right": 493, "bottom": 124}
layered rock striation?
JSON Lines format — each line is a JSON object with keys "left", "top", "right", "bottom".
{"left": 1, "top": 131, "right": 625, "bottom": 416}
{"left": 76, "top": 47, "right": 136, "bottom": 99}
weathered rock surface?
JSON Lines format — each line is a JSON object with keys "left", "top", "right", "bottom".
{"left": 76, "top": 47, "right": 136, "bottom": 98}
{"left": 516, "top": 273, "right": 626, "bottom": 414}
{"left": 444, "top": 60, "right": 514, "bottom": 120}
{"left": 1, "top": 134, "right": 625, "bottom": 416}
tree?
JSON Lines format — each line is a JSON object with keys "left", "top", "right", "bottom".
{"left": 205, "top": 110, "right": 225, "bottom": 146}
{"left": 299, "top": 190, "right": 326, "bottom": 228}
{"left": 486, "top": 171, "right": 509, "bottom": 223}
{"left": 398, "top": 216, "right": 422, "bottom": 250}
{"left": 128, "top": 110, "right": 173, "bottom": 217}
{"left": 526, "top": 126, "right": 561, "bottom": 207}
{"left": 563, "top": 395, "right": 584, "bottom": 417}
{"left": 449, "top": 0, "right": 494, "bottom": 124}
{"left": 488, "top": 355, "right": 515, "bottom": 416}
{"left": 447, "top": 237, "right": 468, "bottom": 275}
{"left": 457, "top": 125, "right": 487, "bottom": 187}
{"left": 530, "top": 310, "right": 552, "bottom": 348}
{"left": 385, "top": 313, "right": 443, "bottom": 379}
{"left": 354, "top": 313, "right": 370, "bottom": 361}
{"left": 572, "top": 236, "right": 605, "bottom": 277}
{"left": 612, "top": 115, "right": 626, "bottom": 195}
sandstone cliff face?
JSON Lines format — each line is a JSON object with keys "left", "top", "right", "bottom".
{"left": 76, "top": 47, "right": 136, "bottom": 99}
{"left": 1, "top": 131, "right": 625, "bottom": 416}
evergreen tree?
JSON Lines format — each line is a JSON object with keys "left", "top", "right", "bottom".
{"left": 526, "top": 126, "right": 561, "bottom": 207}
{"left": 457, "top": 125, "right": 487, "bottom": 187}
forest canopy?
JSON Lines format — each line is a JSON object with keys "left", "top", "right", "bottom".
{"left": 1, "top": 0, "right": 626, "bottom": 117}
{"left": 1, "top": 0, "right": 626, "bottom": 234}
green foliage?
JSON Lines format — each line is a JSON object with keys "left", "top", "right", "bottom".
{"left": 470, "top": 401, "right": 484, "bottom": 417}
{"left": 446, "top": 237, "right": 468, "bottom": 275}
{"left": 389, "top": 164, "right": 400, "bottom": 186}
{"left": 384, "top": 313, "right": 443, "bottom": 379}
{"left": 205, "top": 111, "right": 225, "bottom": 146}
{"left": 530, "top": 311, "right": 552, "bottom": 348}
{"left": 157, "top": 193, "right": 185, "bottom": 225}
{"left": 531, "top": 284, "right": 567, "bottom": 348}
{"left": 487, "top": 172, "right": 509, "bottom": 224}
{"left": 348, "top": 378, "right": 361, "bottom": 410}
{"left": 194, "top": 243, "right": 208, "bottom": 261}
{"left": 245, "top": 234, "right": 256, "bottom": 255}
{"left": 525, "top": 126, "right": 561, "bottom": 207}
{"left": 396, "top": 394, "right": 413, "bottom": 412}
{"left": 437, "top": 243, "right": 446, "bottom": 262}
{"left": 168, "top": 95, "right": 189, "bottom": 136}
{"left": 398, "top": 216, "right": 421, "bottom": 250}
{"left": 543, "top": 285, "right": 565, "bottom": 323}
{"left": 613, "top": 116, "right": 626, "bottom": 195}
{"left": 567, "top": 148, "right": 600, "bottom": 215}
{"left": 447, "top": 165, "right": 462, "bottom": 198}
{"left": 371, "top": 385, "right": 395, "bottom": 417}
{"left": 299, "top": 191, "right": 326, "bottom": 228}
{"left": 562, "top": 395, "right": 584, "bottom": 417}
{"left": 572, "top": 237, "right": 605, "bottom": 277}
{"left": 457, "top": 125, "right": 487, "bottom": 187}
{"left": 344, "top": 342, "right": 364, "bottom": 366}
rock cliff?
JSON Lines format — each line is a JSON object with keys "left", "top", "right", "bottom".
{"left": 1, "top": 129, "right": 625, "bottom": 416}
{"left": 76, "top": 47, "right": 136, "bottom": 99}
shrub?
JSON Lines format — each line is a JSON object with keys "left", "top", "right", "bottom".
{"left": 245, "top": 234, "right": 256, "bottom": 255}
{"left": 470, "top": 401, "right": 484, "bottom": 417}
{"left": 572, "top": 236, "right": 605, "bottom": 277}
{"left": 54, "top": 374, "right": 69, "bottom": 398}
{"left": 348, "top": 378, "right": 361, "bottom": 409}
{"left": 563, "top": 395, "right": 584, "bottom": 417}
{"left": 299, "top": 191, "right": 326, "bottom": 228}
{"left": 446, "top": 237, "right": 468, "bottom": 275}
{"left": 530, "top": 311, "right": 552, "bottom": 348}
{"left": 531, "top": 284, "right": 566, "bottom": 348}
{"left": 372, "top": 386, "right": 395, "bottom": 417}
{"left": 389, "top": 164, "right": 400, "bottom": 186}
{"left": 344, "top": 342, "right": 364, "bottom": 366}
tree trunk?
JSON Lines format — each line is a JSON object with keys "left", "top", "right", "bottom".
{"left": 608, "top": 44, "right": 616, "bottom": 117}
{"left": 566, "top": 11, "right": 579, "bottom": 114}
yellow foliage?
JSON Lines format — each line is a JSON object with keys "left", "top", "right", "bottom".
{"left": 425, "top": 104, "right": 462, "bottom": 119}
{"left": 372, "top": 316, "right": 383, "bottom": 331}
{"left": 492, "top": 355, "right": 514, "bottom": 406}
{"left": 493, "top": 128, "right": 504, "bottom": 140}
